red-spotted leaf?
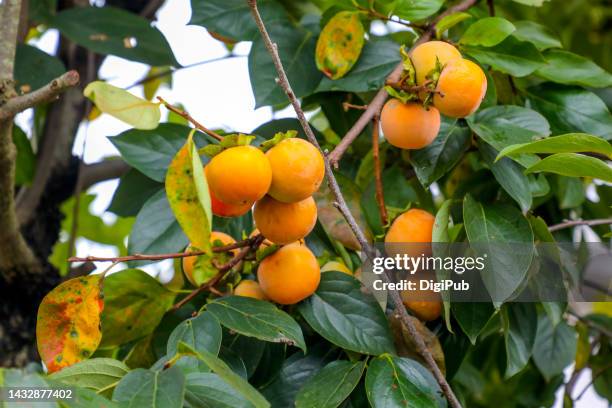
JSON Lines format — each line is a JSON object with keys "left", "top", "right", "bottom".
{"left": 36, "top": 275, "right": 104, "bottom": 373}
{"left": 315, "top": 11, "right": 365, "bottom": 80}
{"left": 166, "top": 132, "right": 212, "bottom": 252}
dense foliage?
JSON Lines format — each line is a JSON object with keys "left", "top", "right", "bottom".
{"left": 1, "top": 0, "right": 611, "bottom": 407}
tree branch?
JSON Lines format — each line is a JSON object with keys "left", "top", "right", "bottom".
{"left": 67, "top": 235, "right": 261, "bottom": 263}
{"left": 79, "top": 159, "right": 130, "bottom": 190}
{"left": 548, "top": 218, "right": 612, "bottom": 232}
{"left": 372, "top": 115, "right": 388, "bottom": 226}
{"left": 171, "top": 235, "right": 264, "bottom": 311}
{"left": 0, "top": 70, "right": 80, "bottom": 120}
{"left": 247, "top": 1, "right": 462, "bottom": 407}
{"left": 157, "top": 96, "right": 224, "bottom": 141}
{"left": 327, "top": 0, "right": 478, "bottom": 167}
{"left": 0, "top": 0, "right": 38, "bottom": 273}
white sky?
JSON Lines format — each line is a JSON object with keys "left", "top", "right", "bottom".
{"left": 17, "top": 0, "right": 608, "bottom": 405}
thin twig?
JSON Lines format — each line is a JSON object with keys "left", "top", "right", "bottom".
{"left": 568, "top": 310, "right": 612, "bottom": 339}
{"left": 0, "top": 70, "right": 80, "bottom": 120}
{"left": 68, "top": 235, "right": 261, "bottom": 263}
{"left": 327, "top": 0, "right": 478, "bottom": 168}
{"left": 575, "top": 363, "right": 612, "bottom": 400}
{"left": 487, "top": 0, "right": 495, "bottom": 16}
{"left": 342, "top": 102, "right": 368, "bottom": 111}
{"left": 156, "top": 96, "right": 224, "bottom": 141}
{"left": 549, "top": 218, "right": 612, "bottom": 232}
{"left": 247, "top": 1, "right": 462, "bottom": 407}
{"left": 171, "top": 235, "right": 264, "bottom": 311}
{"left": 372, "top": 115, "right": 388, "bottom": 226}
{"left": 126, "top": 55, "right": 244, "bottom": 90}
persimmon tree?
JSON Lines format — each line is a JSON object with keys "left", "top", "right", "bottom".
{"left": 0, "top": 0, "right": 611, "bottom": 407}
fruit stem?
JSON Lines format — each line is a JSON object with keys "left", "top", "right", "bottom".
{"left": 156, "top": 96, "right": 224, "bottom": 141}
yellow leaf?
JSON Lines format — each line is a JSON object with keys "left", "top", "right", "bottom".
{"left": 142, "top": 66, "right": 172, "bottom": 101}
{"left": 166, "top": 132, "right": 212, "bottom": 252}
{"left": 83, "top": 81, "right": 160, "bottom": 130}
{"left": 36, "top": 275, "right": 104, "bottom": 373}
{"left": 315, "top": 11, "right": 365, "bottom": 80}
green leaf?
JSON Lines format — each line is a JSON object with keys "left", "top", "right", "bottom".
{"left": 249, "top": 24, "right": 321, "bottom": 107}
{"left": 167, "top": 312, "right": 222, "bottom": 374}
{"left": 295, "top": 360, "right": 366, "bottom": 408}
{"left": 433, "top": 199, "right": 454, "bottom": 333}
{"left": 480, "top": 143, "right": 532, "bottom": 212}
{"left": 206, "top": 296, "right": 306, "bottom": 352}
{"left": 84, "top": 81, "right": 161, "bottom": 130}
{"left": 533, "top": 314, "right": 577, "bottom": 380}
{"left": 127, "top": 189, "right": 188, "bottom": 265}
{"left": 452, "top": 303, "right": 495, "bottom": 345}
{"left": 316, "top": 38, "right": 402, "bottom": 93}
{"left": 185, "top": 372, "right": 255, "bottom": 408}
{"left": 468, "top": 105, "right": 550, "bottom": 167}
{"left": 52, "top": 6, "right": 177, "bottom": 66}
{"left": 177, "top": 342, "right": 270, "bottom": 408}
{"left": 59, "top": 385, "right": 119, "bottom": 408}
{"left": 365, "top": 355, "right": 446, "bottom": 408}
{"left": 510, "top": 0, "right": 549, "bottom": 5}
{"left": 1, "top": 369, "right": 57, "bottom": 408}
{"left": 12, "top": 125, "right": 36, "bottom": 186}
{"left": 512, "top": 21, "right": 562, "bottom": 50}
{"left": 460, "top": 17, "right": 516, "bottom": 47}
{"left": 410, "top": 118, "right": 471, "bottom": 187}
{"left": 259, "top": 130, "right": 297, "bottom": 152}
{"left": 260, "top": 345, "right": 333, "bottom": 407}
{"left": 497, "top": 133, "right": 612, "bottom": 160}
{"left": 502, "top": 303, "right": 537, "bottom": 378}
{"left": 435, "top": 12, "right": 472, "bottom": 38}
{"left": 526, "top": 84, "right": 612, "bottom": 140}
{"left": 463, "top": 195, "right": 534, "bottom": 303}
{"left": 49, "top": 358, "right": 129, "bottom": 397}
{"left": 377, "top": 0, "right": 444, "bottom": 21}
{"left": 525, "top": 153, "right": 612, "bottom": 182}
{"left": 535, "top": 49, "right": 612, "bottom": 88}
{"left": 112, "top": 366, "right": 185, "bottom": 408}
{"left": 111, "top": 124, "right": 211, "bottom": 182}
{"left": 316, "top": 11, "right": 365, "bottom": 80}
{"left": 14, "top": 44, "right": 66, "bottom": 91}
{"left": 189, "top": 0, "right": 289, "bottom": 41}
{"left": 166, "top": 134, "right": 212, "bottom": 252}
{"left": 101, "top": 269, "right": 176, "bottom": 347}
{"left": 108, "top": 169, "right": 163, "bottom": 217}
{"left": 298, "top": 272, "right": 395, "bottom": 355}
{"left": 463, "top": 36, "right": 545, "bottom": 77}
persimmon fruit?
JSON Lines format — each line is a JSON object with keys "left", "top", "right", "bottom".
{"left": 410, "top": 41, "right": 462, "bottom": 86}
{"left": 234, "top": 280, "right": 268, "bottom": 300}
{"left": 381, "top": 99, "right": 440, "bottom": 149}
{"left": 400, "top": 290, "right": 442, "bottom": 321}
{"left": 433, "top": 58, "right": 487, "bottom": 118}
{"left": 266, "top": 138, "right": 325, "bottom": 203}
{"left": 205, "top": 166, "right": 253, "bottom": 217}
{"left": 182, "top": 231, "right": 236, "bottom": 286}
{"left": 253, "top": 195, "right": 317, "bottom": 245}
{"left": 257, "top": 242, "right": 321, "bottom": 304}
{"left": 206, "top": 145, "right": 272, "bottom": 205}
{"left": 385, "top": 208, "right": 435, "bottom": 257}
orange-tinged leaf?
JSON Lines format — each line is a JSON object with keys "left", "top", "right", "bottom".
{"left": 36, "top": 275, "right": 104, "bottom": 373}
{"left": 315, "top": 11, "right": 365, "bottom": 80}
{"left": 166, "top": 133, "right": 212, "bottom": 252}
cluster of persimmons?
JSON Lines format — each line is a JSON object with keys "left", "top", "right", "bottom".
{"left": 180, "top": 41, "right": 486, "bottom": 322}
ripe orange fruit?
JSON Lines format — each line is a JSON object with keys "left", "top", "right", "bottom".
{"left": 205, "top": 167, "right": 253, "bottom": 217}
{"left": 385, "top": 208, "right": 435, "bottom": 257}
{"left": 410, "top": 41, "right": 462, "bottom": 86}
{"left": 253, "top": 195, "right": 317, "bottom": 245}
{"left": 183, "top": 231, "right": 236, "bottom": 286}
{"left": 381, "top": 99, "right": 440, "bottom": 149}
{"left": 234, "top": 280, "right": 268, "bottom": 300}
{"left": 433, "top": 58, "right": 487, "bottom": 118}
{"left": 266, "top": 138, "right": 325, "bottom": 203}
{"left": 258, "top": 242, "right": 320, "bottom": 304}
{"left": 206, "top": 146, "right": 272, "bottom": 205}
{"left": 400, "top": 290, "right": 442, "bottom": 321}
